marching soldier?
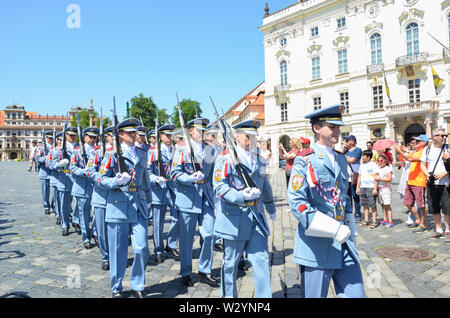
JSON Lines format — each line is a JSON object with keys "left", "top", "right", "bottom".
{"left": 287, "top": 105, "right": 364, "bottom": 298}
{"left": 70, "top": 127, "right": 100, "bottom": 249}
{"left": 147, "top": 124, "right": 180, "bottom": 264}
{"left": 51, "top": 126, "right": 79, "bottom": 236}
{"left": 48, "top": 132, "right": 63, "bottom": 225}
{"left": 171, "top": 118, "right": 219, "bottom": 287}
{"left": 86, "top": 126, "right": 114, "bottom": 270}
{"left": 35, "top": 131, "right": 54, "bottom": 215}
{"left": 148, "top": 129, "right": 156, "bottom": 149}
{"left": 213, "top": 120, "right": 276, "bottom": 298}
{"left": 136, "top": 126, "right": 150, "bottom": 152}
{"left": 99, "top": 118, "right": 151, "bottom": 298}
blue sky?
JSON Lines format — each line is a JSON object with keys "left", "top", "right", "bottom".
{"left": 0, "top": 0, "right": 294, "bottom": 121}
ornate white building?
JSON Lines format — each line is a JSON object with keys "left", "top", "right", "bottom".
{"left": 259, "top": 0, "right": 450, "bottom": 165}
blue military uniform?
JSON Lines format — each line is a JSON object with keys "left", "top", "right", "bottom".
{"left": 136, "top": 126, "right": 151, "bottom": 152}
{"left": 171, "top": 118, "right": 219, "bottom": 286}
{"left": 287, "top": 105, "right": 364, "bottom": 298}
{"left": 147, "top": 124, "right": 179, "bottom": 263}
{"left": 99, "top": 118, "right": 151, "bottom": 297}
{"left": 86, "top": 126, "right": 113, "bottom": 270}
{"left": 49, "top": 126, "right": 79, "bottom": 235}
{"left": 147, "top": 129, "right": 156, "bottom": 223}
{"left": 35, "top": 132, "right": 53, "bottom": 214}
{"left": 213, "top": 120, "right": 276, "bottom": 298}
{"left": 70, "top": 127, "right": 99, "bottom": 248}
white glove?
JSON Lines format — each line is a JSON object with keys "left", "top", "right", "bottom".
{"left": 243, "top": 188, "right": 254, "bottom": 201}
{"left": 269, "top": 213, "right": 276, "bottom": 221}
{"left": 59, "top": 159, "right": 69, "bottom": 168}
{"left": 335, "top": 225, "right": 351, "bottom": 244}
{"left": 116, "top": 172, "right": 131, "bottom": 186}
{"left": 147, "top": 203, "right": 152, "bottom": 209}
{"left": 155, "top": 176, "right": 167, "bottom": 187}
{"left": 250, "top": 188, "right": 261, "bottom": 199}
{"left": 192, "top": 171, "right": 205, "bottom": 182}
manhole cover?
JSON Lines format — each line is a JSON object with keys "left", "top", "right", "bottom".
{"left": 376, "top": 246, "right": 435, "bottom": 261}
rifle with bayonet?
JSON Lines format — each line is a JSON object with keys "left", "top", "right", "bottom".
{"left": 99, "top": 108, "right": 105, "bottom": 159}
{"left": 176, "top": 93, "right": 200, "bottom": 172}
{"left": 154, "top": 105, "right": 166, "bottom": 178}
{"left": 41, "top": 124, "right": 49, "bottom": 155}
{"left": 61, "top": 114, "right": 69, "bottom": 160}
{"left": 210, "top": 96, "right": 257, "bottom": 188}
{"left": 76, "top": 112, "right": 88, "bottom": 165}
{"left": 112, "top": 96, "right": 128, "bottom": 174}
{"left": 139, "top": 116, "right": 150, "bottom": 145}
{"left": 52, "top": 118, "right": 56, "bottom": 147}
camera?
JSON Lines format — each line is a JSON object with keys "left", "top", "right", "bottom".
{"left": 428, "top": 174, "right": 436, "bottom": 185}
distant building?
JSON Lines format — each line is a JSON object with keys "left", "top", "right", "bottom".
{"left": 259, "top": 0, "right": 450, "bottom": 166}
{"left": 0, "top": 104, "right": 75, "bottom": 161}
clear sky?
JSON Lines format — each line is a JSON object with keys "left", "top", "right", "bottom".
{"left": 0, "top": 0, "right": 294, "bottom": 121}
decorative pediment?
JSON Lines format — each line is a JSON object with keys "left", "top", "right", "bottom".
{"left": 332, "top": 36, "right": 350, "bottom": 47}
{"left": 365, "top": 21, "right": 383, "bottom": 33}
{"left": 399, "top": 8, "right": 425, "bottom": 27}
{"left": 307, "top": 44, "right": 322, "bottom": 55}
{"left": 276, "top": 50, "right": 290, "bottom": 62}
{"left": 441, "top": 0, "right": 450, "bottom": 10}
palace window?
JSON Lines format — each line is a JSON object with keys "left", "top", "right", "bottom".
{"left": 281, "top": 103, "right": 288, "bottom": 122}
{"left": 408, "top": 79, "right": 420, "bottom": 102}
{"left": 370, "top": 33, "right": 382, "bottom": 65}
{"left": 312, "top": 56, "right": 321, "bottom": 80}
{"left": 373, "top": 85, "right": 384, "bottom": 109}
{"left": 280, "top": 60, "right": 288, "bottom": 86}
{"left": 340, "top": 92, "right": 349, "bottom": 114}
{"left": 313, "top": 97, "right": 321, "bottom": 111}
{"left": 338, "top": 49, "right": 348, "bottom": 74}
{"left": 406, "top": 22, "right": 419, "bottom": 56}
{"left": 311, "top": 26, "right": 319, "bottom": 37}
{"left": 337, "top": 17, "right": 346, "bottom": 29}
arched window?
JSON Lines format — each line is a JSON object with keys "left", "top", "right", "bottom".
{"left": 280, "top": 60, "right": 287, "bottom": 86}
{"left": 406, "top": 22, "right": 419, "bottom": 56}
{"left": 370, "top": 33, "right": 382, "bottom": 65}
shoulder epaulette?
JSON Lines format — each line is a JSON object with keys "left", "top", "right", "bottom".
{"left": 220, "top": 149, "right": 228, "bottom": 156}
{"left": 94, "top": 145, "right": 101, "bottom": 150}
{"left": 299, "top": 148, "right": 314, "bottom": 156}
{"left": 136, "top": 146, "right": 143, "bottom": 150}
{"left": 75, "top": 146, "right": 80, "bottom": 150}
{"left": 106, "top": 147, "right": 113, "bottom": 151}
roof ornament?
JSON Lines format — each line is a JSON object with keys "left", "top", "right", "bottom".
{"left": 264, "top": 3, "right": 269, "bottom": 17}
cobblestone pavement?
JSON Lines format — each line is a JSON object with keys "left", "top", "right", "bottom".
{"left": 0, "top": 162, "right": 448, "bottom": 298}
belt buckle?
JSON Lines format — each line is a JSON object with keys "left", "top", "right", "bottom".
{"left": 196, "top": 180, "right": 205, "bottom": 184}
{"left": 335, "top": 215, "right": 343, "bottom": 221}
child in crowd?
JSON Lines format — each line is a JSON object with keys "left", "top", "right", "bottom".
{"left": 375, "top": 155, "right": 394, "bottom": 228}
{"left": 356, "top": 150, "right": 379, "bottom": 228}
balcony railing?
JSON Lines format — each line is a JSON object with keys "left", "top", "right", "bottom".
{"left": 274, "top": 84, "right": 291, "bottom": 93}
{"left": 396, "top": 52, "right": 429, "bottom": 67}
{"left": 367, "top": 63, "right": 384, "bottom": 74}
{"left": 385, "top": 100, "right": 439, "bottom": 116}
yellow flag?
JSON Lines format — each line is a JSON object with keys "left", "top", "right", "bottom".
{"left": 384, "top": 75, "right": 391, "bottom": 103}
{"left": 432, "top": 66, "right": 444, "bottom": 93}
{"left": 373, "top": 76, "right": 378, "bottom": 86}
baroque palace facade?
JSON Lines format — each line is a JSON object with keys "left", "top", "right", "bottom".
{"left": 259, "top": 0, "right": 450, "bottom": 165}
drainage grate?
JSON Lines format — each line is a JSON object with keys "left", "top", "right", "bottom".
{"left": 376, "top": 246, "right": 435, "bottom": 261}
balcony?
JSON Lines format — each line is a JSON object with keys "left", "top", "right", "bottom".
{"left": 274, "top": 84, "right": 291, "bottom": 93}
{"left": 395, "top": 52, "right": 429, "bottom": 68}
{"left": 385, "top": 100, "right": 439, "bottom": 117}
{"left": 366, "top": 63, "right": 384, "bottom": 74}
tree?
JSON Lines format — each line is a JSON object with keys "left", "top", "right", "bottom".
{"left": 170, "top": 98, "right": 202, "bottom": 127}
{"left": 128, "top": 93, "right": 169, "bottom": 130}
{"left": 71, "top": 109, "right": 94, "bottom": 129}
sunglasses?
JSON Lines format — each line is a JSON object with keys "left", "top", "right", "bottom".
{"left": 435, "top": 134, "right": 448, "bottom": 137}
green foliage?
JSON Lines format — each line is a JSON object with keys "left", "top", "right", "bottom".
{"left": 170, "top": 98, "right": 202, "bottom": 127}
{"left": 128, "top": 93, "right": 169, "bottom": 130}
{"left": 70, "top": 109, "right": 94, "bottom": 129}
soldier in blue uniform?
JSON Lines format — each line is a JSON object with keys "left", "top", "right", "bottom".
{"left": 136, "top": 126, "right": 150, "bottom": 152}
{"left": 70, "top": 127, "right": 99, "bottom": 249}
{"left": 50, "top": 126, "right": 79, "bottom": 236}
{"left": 147, "top": 124, "right": 180, "bottom": 264}
{"left": 147, "top": 129, "right": 156, "bottom": 225}
{"left": 48, "top": 132, "right": 63, "bottom": 225}
{"left": 86, "top": 126, "right": 113, "bottom": 270}
{"left": 99, "top": 118, "right": 151, "bottom": 298}
{"left": 35, "top": 131, "right": 54, "bottom": 215}
{"left": 213, "top": 120, "right": 276, "bottom": 298}
{"left": 287, "top": 105, "right": 364, "bottom": 298}
{"left": 171, "top": 118, "right": 219, "bottom": 287}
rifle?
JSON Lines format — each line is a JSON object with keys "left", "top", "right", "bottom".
{"left": 76, "top": 111, "right": 88, "bottom": 165}
{"left": 176, "top": 93, "right": 200, "bottom": 172}
{"left": 154, "top": 105, "right": 166, "bottom": 178}
{"left": 52, "top": 117, "right": 56, "bottom": 147}
{"left": 210, "top": 96, "right": 257, "bottom": 188}
{"left": 41, "top": 124, "right": 48, "bottom": 155}
{"left": 139, "top": 116, "right": 150, "bottom": 145}
{"left": 61, "top": 113, "right": 69, "bottom": 160}
{"left": 100, "top": 108, "right": 105, "bottom": 158}
{"left": 112, "top": 96, "right": 128, "bottom": 174}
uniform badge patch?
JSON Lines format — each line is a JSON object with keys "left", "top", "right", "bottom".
{"left": 214, "top": 169, "right": 222, "bottom": 182}
{"left": 172, "top": 158, "right": 177, "bottom": 168}
{"left": 292, "top": 174, "right": 304, "bottom": 191}
{"left": 100, "top": 165, "right": 107, "bottom": 175}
